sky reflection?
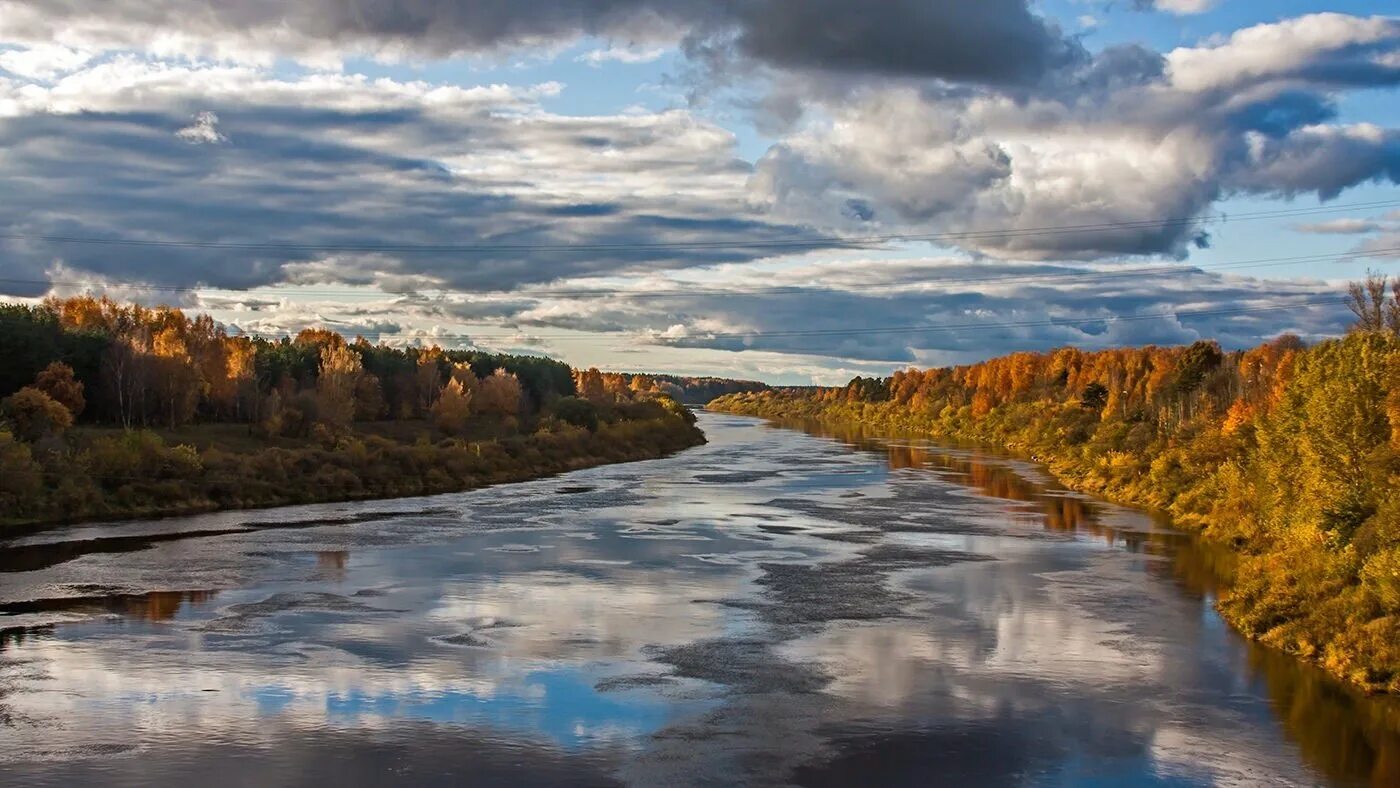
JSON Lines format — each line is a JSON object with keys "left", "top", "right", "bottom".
{"left": 1, "top": 413, "right": 1397, "bottom": 786}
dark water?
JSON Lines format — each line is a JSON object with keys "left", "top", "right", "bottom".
{"left": 1, "top": 413, "right": 1397, "bottom": 786}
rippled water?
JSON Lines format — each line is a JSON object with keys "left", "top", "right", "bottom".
{"left": 1, "top": 412, "right": 1397, "bottom": 786}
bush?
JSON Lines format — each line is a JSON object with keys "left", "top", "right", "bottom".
{"left": 2, "top": 386, "right": 73, "bottom": 442}
{"left": 34, "top": 361, "right": 85, "bottom": 418}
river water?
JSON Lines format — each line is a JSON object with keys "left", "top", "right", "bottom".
{"left": 1, "top": 412, "right": 1396, "bottom": 786}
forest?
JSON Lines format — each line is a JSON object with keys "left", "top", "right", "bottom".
{"left": 712, "top": 276, "right": 1400, "bottom": 695}
{"left": 0, "top": 296, "right": 705, "bottom": 527}
{"left": 598, "top": 373, "right": 770, "bottom": 404}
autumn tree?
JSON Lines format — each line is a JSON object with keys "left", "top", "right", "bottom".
{"left": 221, "top": 337, "right": 258, "bottom": 422}
{"left": 576, "top": 367, "right": 607, "bottom": 403}
{"left": 315, "top": 343, "right": 364, "bottom": 429}
{"left": 34, "top": 361, "right": 85, "bottom": 419}
{"left": 152, "top": 324, "right": 201, "bottom": 428}
{"left": 450, "top": 363, "right": 479, "bottom": 402}
{"left": 477, "top": 369, "right": 523, "bottom": 417}
{"left": 416, "top": 347, "right": 445, "bottom": 415}
{"left": 2, "top": 387, "right": 73, "bottom": 442}
{"left": 431, "top": 378, "right": 474, "bottom": 434}
{"left": 0, "top": 429, "right": 43, "bottom": 512}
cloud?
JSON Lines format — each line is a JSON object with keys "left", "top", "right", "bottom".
{"left": 577, "top": 44, "right": 668, "bottom": 66}
{"left": 1150, "top": 0, "right": 1218, "bottom": 15}
{"left": 0, "top": 1, "right": 1080, "bottom": 87}
{"left": 0, "top": 60, "right": 826, "bottom": 295}
{"left": 476, "top": 258, "right": 1352, "bottom": 364}
{"left": 0, "top": 7, "right": 1393, "bottom": 380}
{"left": 0, "top": 43, "right": 93, "bottom": 79}
{"left": 1291, "top": 218, "right": 1384, "bottom": 235}
{"left": 1164, "top": 13, "right": 1400, "bottom": 93}
{"left": 717, "top": 0, "right": 1082, "bottom": 88}
{"left": 175, "top": 110, "right": 226, "bottom": 143}
{"left": 1291, "top": 210, "right": 1400, "bottom": 260}
{"left": 747, "top": 15, "right": 1400, "bottom": 260}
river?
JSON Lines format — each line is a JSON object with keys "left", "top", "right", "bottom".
{"left": 1, "top": 412, "right": 1397, "bottom": 786}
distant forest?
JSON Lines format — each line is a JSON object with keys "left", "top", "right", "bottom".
{"left": 596, "top": 372, "right": 769, "bottom": 404}
{"left": 0, "top": 296, "right": 726, "bottom": 526}
{"left": 713, "top": 275, "right": 1400, "bottom": 695}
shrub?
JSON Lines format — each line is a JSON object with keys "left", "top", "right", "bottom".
{"left": 2, "top": 386, "right": 73, "bottom": 442}
{"left": 34, "top": 361, "right": 85, "bottom": 418}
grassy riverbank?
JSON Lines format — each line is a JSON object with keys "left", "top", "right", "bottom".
{"left": 0, "top": 400, "right": 704, "bottom": 530}
{"left": 712, "top": 328, "right": 1400, "bottom": 695}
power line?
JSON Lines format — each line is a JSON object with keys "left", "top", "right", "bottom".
{"left": 1, "top": 199, "right": 1395, "bottom": 256}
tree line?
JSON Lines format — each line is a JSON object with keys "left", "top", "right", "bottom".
{"left": 0, "top": 296, "right": 585, "bottom": 438}
{"left": 712, "top": 275, "right": 1400, "bottom": 695}
{"left": 0, "top": 295, "right": 710, "bottom": 526}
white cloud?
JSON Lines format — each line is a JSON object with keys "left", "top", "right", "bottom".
{"left": 1291, "top": 218, "right": 1384, "bottom": 235}
{"left": 0, "top": 43, "right": 93, "bottom": 79}
{"left": 1153, "top": 0, "right": 1218, "bottom": 16}
{"left": 175, "top": 110, "right": 226, "bottom": 143}
{"left": 577, "top": 44, "right": 667, "bottom": 66}
{"left": 748, "top": 15, "right": 1400, "bottom": 261}
{"left": 1165, "top": 13, "right": 1399, "bottom": 93}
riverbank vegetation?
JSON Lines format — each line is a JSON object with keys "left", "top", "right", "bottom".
{"left": 0, "top": 296, "right": 704, "bottom": 528}
{"left": 713, "top": 276, "right": 1400, "bottom": 694}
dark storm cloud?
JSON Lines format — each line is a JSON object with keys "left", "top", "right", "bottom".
{"left": 0, "top": 0, "right": 1079, "bottom": 87}
{"left": 724, "top": 0, "right": 1081, "bottom": 87}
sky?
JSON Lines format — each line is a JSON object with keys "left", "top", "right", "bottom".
{"left": 0, "top": 1, "right": 1397, "bottom": 384}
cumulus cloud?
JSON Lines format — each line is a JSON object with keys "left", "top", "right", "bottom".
{"left": 747, "top": 15, "right": 1400, "bottom": 260}
{"left": 0, "top": 43, "right": 93, "bottom": 79}
{"left": 175, "top": 110, "right": 227, "bottom": 143}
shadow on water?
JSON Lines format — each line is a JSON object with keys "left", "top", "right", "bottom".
{"left": 776, "top": 416, "right": 1400, "bottom": 788}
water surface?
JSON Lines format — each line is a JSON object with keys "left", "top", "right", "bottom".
{"left": 2, "top": 413, "right": 1397, "bottom": 786}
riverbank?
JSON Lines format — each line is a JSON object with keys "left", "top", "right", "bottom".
{"left": 0, "top": 407, "right": 705, "bottom": 531}
{"left": 710, "top": 351, "right": 1400, "bottom": 699}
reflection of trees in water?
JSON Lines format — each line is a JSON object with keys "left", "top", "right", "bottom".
{"left": 0, "top": 590, "right": 218, "bottom": 649}
{"left": 1250, "top": 646, "right": 1400, "bottom": 786}
{"left": 135, "top": 590, "right": 218, "bottom": 621}
{"left": 317, "top": 551, "right": 349, "bottom": 581}
{"left": 0, "top": 627, "right": 43, "bottom": 652}
{"left": 787, "top": 416, "right": 1400, "bottom": 787}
